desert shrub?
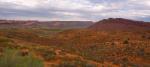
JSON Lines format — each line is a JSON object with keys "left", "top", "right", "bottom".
{"left": 120, "top": 57, "right": 129, "bottom": 67}
{"left": 0, "top": 47, "right": 3, "bottom": 57}
{"left": 0, "top": 36, "right": 16, "bottom": 48}
{"left": 123, "top": 40, "right": 129, "bottom": 44}
{"left": 6, "top": 30, "right": 39, "bottom": 42}
{"left": 111, "top": 42, "right": 115, "bottom": 45}
{"left": 0, "top": 48, "right": 44, "bottom": 67}
{"left": 81, "top": 62, "right": 97, "bottom": 67}
{"left": 57, "top": 61, "right": 77, "bottom": 67}
{"left": 137, "top": 48, "right": 145, "bottom": 57}
{"left": 147, "top": 36, "right": 150, "bottom": 39}
{"left": 19, "top": 48, "right": 29, "bottom": 56}
{"left": 0, "top": 36, "right": 11, "bottom": 42}
{"left": 42, "top": 50, "right": 56, "bottom": 61}
{"left": 141, "top": 35, "right": 146, "bottom": 38}
{"left": 56, "top": 60, "right": 97, "bottom": 67}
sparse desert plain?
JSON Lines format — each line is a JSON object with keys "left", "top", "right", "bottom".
{"left": 0, "top": 18, "right": 149, "bottom": 67}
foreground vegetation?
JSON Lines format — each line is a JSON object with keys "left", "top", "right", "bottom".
{"left": 0, "top": 28, "right": 149, "bottom": 67}
{"left": 0, "top": 48, "right": 44, "bottom": 67}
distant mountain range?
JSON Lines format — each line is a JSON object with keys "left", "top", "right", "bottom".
{"left": 0, "top": 20, "right": 93, "bottom": 29}
{"left": 0, "top": 18, "right": 150, "bottom": 30}
{"left": 89, "top": 18, "right": 150, "bottom": 31}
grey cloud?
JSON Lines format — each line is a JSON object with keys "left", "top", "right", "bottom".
{"left": 0, "top": 0, "right": 150, "bottom": 21}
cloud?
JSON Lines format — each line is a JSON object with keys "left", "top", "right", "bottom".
{"left": 0, "top": 0, "right": 150, "bottom": 21}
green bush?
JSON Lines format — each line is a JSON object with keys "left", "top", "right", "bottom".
{"left": 0, "top": 48, "right": 44, "bottom": 67}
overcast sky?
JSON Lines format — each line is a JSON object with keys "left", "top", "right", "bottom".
{"left": 0, "top": 0, "right": 150, "bottom": 21}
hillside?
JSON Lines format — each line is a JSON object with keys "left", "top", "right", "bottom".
{"left": 0, "top": 20, "right": 93, "bottom": 29}
{"left": 0, "top": 18, "right": 149, "bottom": 67}
{"left": 46, "top": 18, "right": 150, "bottom": 67}
{"left": 89, "top": 18, "right": 150, "bottom": 31}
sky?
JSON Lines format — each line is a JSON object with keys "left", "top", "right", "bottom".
{"left": 0, "top": 0, "right": 150, "bottom": 21}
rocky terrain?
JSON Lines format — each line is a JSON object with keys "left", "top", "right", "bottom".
{"left": 0, "top": 18, "right": 149, "bottom": 67}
